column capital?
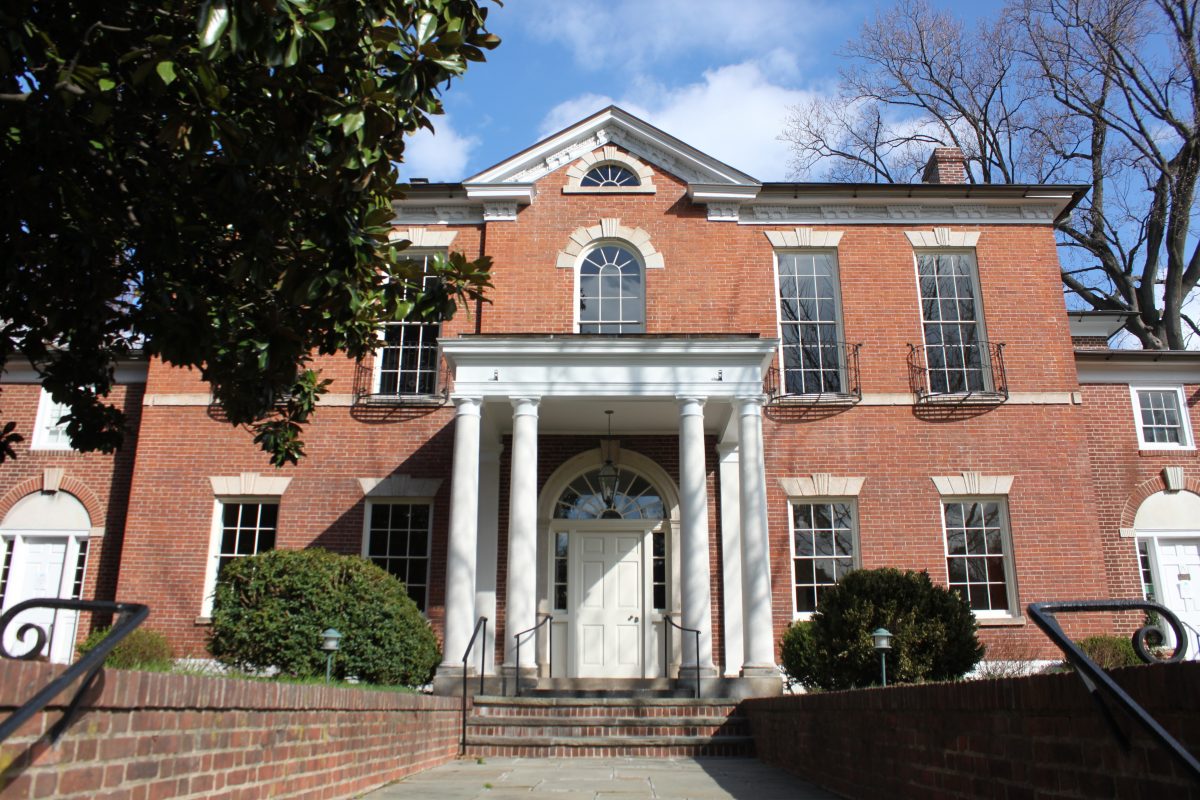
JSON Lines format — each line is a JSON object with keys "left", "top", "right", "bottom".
{"left": 677, "top": 396, "right": 707, "bottom": 416}
{"left": 734, "top": 395, "right": 767, "bottom": 414}
{"left": 452, "top": 395, "right": 483, "bottom": 415}
{"left": 510, "top": 396, "right": 541, "bottom": 415}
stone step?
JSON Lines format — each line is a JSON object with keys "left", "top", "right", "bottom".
{"left": 471, "top": 696, "right": 740, "bottom": 716}
{"left": 462, "top": 734, "right": 755, "bottom": 758}
{"left": 468, "top": 722, "right": 748, "bottom": 739}
{"left": 468, "top": 714, "right": 745, "bottom": 728}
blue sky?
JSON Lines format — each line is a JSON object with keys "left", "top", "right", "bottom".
{"left": 402, "top": 0, "right": 1005, "bottom": 182}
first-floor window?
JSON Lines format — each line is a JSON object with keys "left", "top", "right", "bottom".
{"left": 365, "top": 502, "right": 431, "bottom": 611}
{"left": 203, "top": 501, "right": 277, "bottom": 615}
{"left": 790, "top": 501, "right": 856, "bottom": 614}
{"left": 943, "top": 500, "right": 1014, "bottom": 614}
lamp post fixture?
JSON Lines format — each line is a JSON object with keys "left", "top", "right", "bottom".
{"left": 597, "top": 410, "right": 619, "bottom": 509}
{"left": 872, "top": 627, "right": 892, "bottom": 687}
{"left": 321, "top": 628, "right": 342, "bottom": 684}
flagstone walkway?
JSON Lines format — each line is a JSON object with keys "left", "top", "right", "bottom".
{"left": 361, "top": 757, "right": 839, "bottom": 800}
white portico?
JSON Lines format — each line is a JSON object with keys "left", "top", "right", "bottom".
{"left": 434, "top": 336, "right": 780, "bottom": 695}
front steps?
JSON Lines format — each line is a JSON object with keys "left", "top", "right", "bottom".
{"left": 463, "top": 696, "right": 754, "bottom": 758}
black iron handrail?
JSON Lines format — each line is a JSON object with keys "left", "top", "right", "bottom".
{"left": 663, "top": 614, "right": 702, "bottom": 700}
{"left": 459, "top": 616, "right": 487, "bottom": 755}
{"left": 0, "top": 598, "right": 149, "bottom": 745}
{"left": 907, "top": 340, "right": 1008, "bottom": 403}
{"left": 764, "top": 342, "right": 863, "bottom": 405}
{"left": 1028, "top": 600, "right": 1200, "bottom": 783}
{"left": 513, "top": 614, "right": 552, "bottom": 697}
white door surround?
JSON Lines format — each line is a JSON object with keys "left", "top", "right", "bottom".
{"left": 1134, "top": 490, "right": 1200, "bottom": 659}
{"left": 0, "top": 532, "right": 89, "bottom": 663}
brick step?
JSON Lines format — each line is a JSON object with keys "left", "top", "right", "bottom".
{"left": 471, "top": 696, "right": 740, "bottom": 718}
{"left": 468, "top": 714, "right": 745, "bottom": 728}
{"left": 463, "top": 734, "right": 755, "bottom": 758}
{"left": 469, "top": 722, "right": 747, "bottom": 738}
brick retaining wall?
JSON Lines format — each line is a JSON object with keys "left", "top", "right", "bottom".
{"left": 744, "top": 662, "right": 1200, "bottom": 799}
{"left": 0, "top": 660, "right": 460, "bottom": 800}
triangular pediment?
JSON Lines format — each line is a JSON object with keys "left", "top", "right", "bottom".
{"left": 465, "top": 106, "right": 761, "bottom": 188}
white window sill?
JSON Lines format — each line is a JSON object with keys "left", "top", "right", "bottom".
{"left": 975, "top": 615, "right": 1026, "bottom": 627}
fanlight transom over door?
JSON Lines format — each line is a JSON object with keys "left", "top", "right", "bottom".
{"left": 551, "top": 465, "right": 669, "bottom": 678}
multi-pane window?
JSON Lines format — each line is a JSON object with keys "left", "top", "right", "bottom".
{"left": 553, "top": 532, "right": 568, "bottom": 611}
{"left": 0, "top": 537, "right": 12, "bottom": 602}
{"left": 1132, "top": 387, "right": 1193, "bottom": 448}
{"left": 578, "top": 245, "right": 645, "bottom": 334}
{"left": 943, "top": 500, "right": 1013, "bottom": 614}
{"left": 31, "top": 390, "right": 73, "bottom": 450}
{"left": 553, "top": 468, "right": 664, "bottom": 520}
{"left": 790, "top": 502, "right": 856, "bottom": 614}
{"left": 365, "top": 502, "right": 431, "bottom": 611}
{"left": 70, "top": 540, "right": 89, "bottom": 600}
{"left": 216, "top": 503, "right": 278, "bottom": 578}
{"left": 651, "top": 531, "right": 667, "bottom": 611}
{"left": 376, "top": 253, "right": 440, "bottom": 396}
{"left": 581, "top": 164, "right": 640, "bottom": 187}
{"left": 777, "top": 253, "right": 843, "bottom": 394}
{"left": 917, "top": 252, "right": 988, "bottom": 393}
{"left": 1137, "top": 540, "right": 1157, "bottom": 602}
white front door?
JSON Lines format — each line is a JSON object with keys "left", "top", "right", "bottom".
{"left": 574, "top": 532, "right": 644, "bottom": 677}
{"left": 1, "top": 534, "right": 83, "bottom": 663}
{"left": 1154, "top": 538, "right": 1200, "bottom": 657}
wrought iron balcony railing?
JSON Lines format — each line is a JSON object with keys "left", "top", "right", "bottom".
{"left": 764, "top": 342, "right": 862, "bottom": 405}
{"left": 907, "top": 340, "right": 1008, "bottom": 403}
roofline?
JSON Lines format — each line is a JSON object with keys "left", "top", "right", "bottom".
{"left": 1074, "top": 348, "right": 1200, "bottom": 363}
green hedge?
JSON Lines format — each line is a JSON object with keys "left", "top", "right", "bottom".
{"left": 208, "top": 548, "right": 439, "bottom": 686}
{"left": 1077, "top": 635, "right": 1142, "bottom": 669}
{"left": 78, "top": 626, "right": 174, "bottom": 670}
{"left": 780, "top": 568, "right": 983, "bottom": 690}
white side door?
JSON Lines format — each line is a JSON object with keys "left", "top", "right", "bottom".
{"left": 1, "top": 535, "right": 80, "bottom": 663}
{"left": 1154, "top": 538, "right": 1200, "bottom": 659}
{"left": 574, "top": 532, "right": 643, "bottom": 677}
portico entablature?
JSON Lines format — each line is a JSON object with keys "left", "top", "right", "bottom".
{"left": 440, "top": 336, "right": 778, "bottom": 399}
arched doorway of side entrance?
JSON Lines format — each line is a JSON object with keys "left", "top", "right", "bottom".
{"left": 536, "top": 448, "right": 681, "bottom": 679}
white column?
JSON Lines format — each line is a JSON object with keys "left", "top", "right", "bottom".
{"left": 677, "top": 396, "right": 716, "bottom": 675}
{"left": 503, "top": 396, "right": 540, "bottom": 671}
{"left": 474, "top": 437, "right": 503, "bottom": 676}
{"left": 737, "top": 395, "right": 776, "bottom": 675}
{"left": 717, "top": 442, "right": 745, "bottom": 677}
{"left": 440, "top": 396, "right": 482, "bottom": 671}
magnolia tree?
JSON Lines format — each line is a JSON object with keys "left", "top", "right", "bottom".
{"left": 782, "top": 0, "right": 1200, "bottom": 350}
{"left": 0, "top": 0, "right": 499, "bottom": 464}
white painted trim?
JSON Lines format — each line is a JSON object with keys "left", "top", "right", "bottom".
{"left": 563, "top": 146, "right": 656, "bottom": 193}
{"left": 1076, "top": 361, "right": 1200, "bottom": 384}
{"left": 741, "top": 203, "right": 1063, "bottom": 226}
{"left": 1129, "top": 384, "right": 1196, "bottom": 451}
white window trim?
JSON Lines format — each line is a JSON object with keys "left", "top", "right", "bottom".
{"left": 563, "top": 147, "right": 656, "bottom": 194}
{"left": 771, "top": 248, "right": 849, "bottom": 397}
{"left": 200, "top": 496, "right": 280, "bottom": 619}
{"left": 372, "top": 250, "right": 444, "bottom": 397}
{"left": 361, "top": 498, "right": 435, "bottom": 613}
{"left": 911, "top": 248, "right": 993, "bottom": 395}
{"left": 939, "top": 496, "right": 1020, "bottom": 621}
{"left": 787, "top": 497, "right": 860, "bottom": 620}
{"left": 31, "top": 389, "right": 74, "bottom": 451}
{"left": 1130, "top": 385, "right": 1195, "bottom": 451}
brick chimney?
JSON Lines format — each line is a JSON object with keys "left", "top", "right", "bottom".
{"left": 922, "top": 147, "right": 967, "bottom": 184}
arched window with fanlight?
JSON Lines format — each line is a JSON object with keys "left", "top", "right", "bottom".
{"left": 580, "top": 164, "right": 641, "bottom": 187}
{"left": 578, "top": 245, "right": 645, "bottom": 333}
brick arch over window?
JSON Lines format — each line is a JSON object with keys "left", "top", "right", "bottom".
{"left": 563, "top": 146, "right": 655, "bottom": 194}
{"left": 0, "top": 475, "right": 103, "bottom": 531}
{"left": 554, "top": 218, "right": 665, "bottom": 271}
{"left": 1119, "top": 475, "right": 1200, "bottom": 529}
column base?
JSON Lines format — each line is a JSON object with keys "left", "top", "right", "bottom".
{"left": 431, "top": 663, "right": 476, "bottom": 696}
{"left": 676, "top": 663, "right": 721, "bottom": 679}
{"left": 739, "top": 663, "right": 778, "bottom": 679}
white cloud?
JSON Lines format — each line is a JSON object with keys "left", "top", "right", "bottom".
{"left": 398, "top": 114, "right": 478, "bottom": 182}
{"left": 519, "top": 0, "right": 837, "bottom": 72}
{"left": 539, "top": 60, "right": 819, "bottom": 180}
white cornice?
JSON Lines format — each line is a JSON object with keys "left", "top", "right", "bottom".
{"left": 391, "top": 204, "right": 483, "bottom": 225}
{"left": 462, "top": 183, "right": 536, "bottom": 203}
{"left": 739, "top": 202, "right": 1061, "bottom": 226}
{"left": 1075, "top": 356, "right": 1200, "bottom": 385}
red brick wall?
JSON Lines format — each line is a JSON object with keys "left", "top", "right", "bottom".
{"left": 0, "top": 659, "right": 459, "bottom": 800}
{"left": 1081, "top": 381, "right": 1200, "bottom": 604}
{"left": 745, "top": 662, "right": 1200, "bottom": 799}
{"left": 0, "top": 381, "right": 144, "bottom": 630}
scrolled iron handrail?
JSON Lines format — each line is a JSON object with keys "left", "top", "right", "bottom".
{"left": 0, "top": 598, "right": 149, "bottom": 744}
{"left": 663, "top": 614, "right": 702, "bottom": 700}
{"left": 512, "top": 614, "right": 552, "bottom": 697}
{"left": 459, "top": 616, "right": 488, "bottom": 755}
{"left": 1028, "top": 600, "right": 1200, "bottom": 783}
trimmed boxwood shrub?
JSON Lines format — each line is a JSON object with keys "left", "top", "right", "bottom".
{"left": 77, "top": 626, "right": 174, "bottom": 670}
{"left": 209, "top": 548, "right": 439, "bottom": 686}
{"left": 780, "top": 568, "right": 983, "bottom": 690}
{"left": 1077, "top": 635, "right": 1141, "bottom": 669}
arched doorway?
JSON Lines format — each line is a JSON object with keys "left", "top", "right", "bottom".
{"left": 1, "top": 492, "right": 92, "bottom": 663}
{"left": 1134, "top": 490, "right": 1200, "bottom": 656}
{"left": 538, "top": 449, "right": 679, "bottom": 678}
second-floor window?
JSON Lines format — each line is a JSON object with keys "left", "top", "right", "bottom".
{"left": 776, "top": 252, "right": 844, "bottom": 394}
{"left": 917, "top": 252, "right": 988, "bottom": 394}
{"left": 1131, "top": 386, "right": 1194, "bottom": 449}
{"left": 578, "top": 245, "right": 645, "bottom": 333}
{"left": 31, "top": 389, "right": 74, "bottom": 450}
{"left": 376, "top": 253, "right": 440, "bottom": 396}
